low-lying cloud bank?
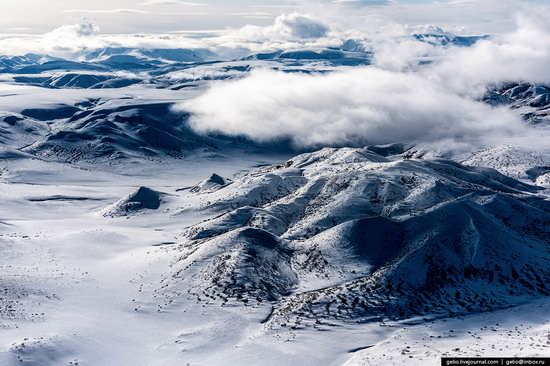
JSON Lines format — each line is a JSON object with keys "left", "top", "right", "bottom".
{"left": 182, "top": 68, "right": 524, "bottom": 148}
{"left": 427, "top": 13, "right": 550, "bottom": 98}
{"left": 182, "top": 11, "right": 550, "bottom": 149}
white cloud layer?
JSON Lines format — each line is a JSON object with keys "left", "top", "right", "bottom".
{"left": 61, "top": 9, "right": 151, "bottom": 14}
{"left": 428, "top": 13, "right": 550, "bottom": 97}
{"left": 50, "top": 21, "right": 100, "bottom": 37}
{"left": 239, "top": 13, "right": 330, "bottom": 41}
{"left": 181, "top": 68, "right": 525, "bottom": 148}
{"left": 137, "top": 1, "right": 207, "bottom": 5}
{"left": 0, "top": 21, "right": 201, "bottom": 58}
{"left": 0, "top": 14, "right": 336, "bottom": 58}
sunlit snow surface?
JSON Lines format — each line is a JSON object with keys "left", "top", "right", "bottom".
{"left": 0, "top": 40, "right": 549, "bottom": 365}
{"left": 0, "top": 144, "right": 548, "bottom": 366}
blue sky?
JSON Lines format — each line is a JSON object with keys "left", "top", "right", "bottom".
{"left": 0, "top": 0, "right": 546, "bottom": 34}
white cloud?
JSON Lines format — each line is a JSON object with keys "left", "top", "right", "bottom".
{"left": 138, "top": 1, "right": 207, "bottom": 5}
{"left": 237, "top": 13, "right": 330, "bottom": 42}
{"left": 0, "top": 13, "right": 337, "bottom": 57}
{"left": 4, "top": 27, "right": 32, "bottom": 32}
{"left": 427, "top": 12, "right": 550, "bottom": 97}
{"left": 332, "top": 0, "right": 394, "bottom": 5}
{"left": 0, "top": 20, "right": 208, "bottom": 57}
{"left": 62, "top": 9, "right": 151, "bottom": 14}
{"left": 181, "top": 67, "right": 525, "bottom": 148}
{"left": 48, "top": 20, "right": 100, "bottom": 38}
{"left": 230, "top": 12, "right": 274, "bottom": 19}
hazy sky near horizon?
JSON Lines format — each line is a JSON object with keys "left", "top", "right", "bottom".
{"left": 1, "top": 0, "right": 548, "bottom": 35}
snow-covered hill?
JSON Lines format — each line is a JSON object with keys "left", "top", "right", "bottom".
{"left": 22, "top": 101, "right": 217, "bottom": 162}
{"left": 12, "top": 73, "right": 142, "bottom": 89}
{"left": 462, "top": 145, "right": 550, "bottom": 186}
{"left": 484, "top": 82, "right": 550, "bottom": 125}
{"left": 413, "top": 34, "right": 489, "bottom": 47}
{"left": 165, "top": 147, "right": 550, "bottom": 329}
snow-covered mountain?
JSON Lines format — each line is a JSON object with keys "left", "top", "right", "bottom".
{"left": 167, "top": 147, "right": 549, "bottom": 328}
{"left": 12, "top": 73, "right": 142, "bottom": 89}
{"left": 83, "top": 47, "right": 219, "bottom": 64}
{"left": 462, "top": 145, "right": 550, "bottom": 186}
{"left": 240, "top": 43, "right": 372, "bottom": 66}
{"left": 484, "top": 82, "right": 550, "bottom": 125}
{"left": 413, "top": 34, "right": 489, "bottom": 47}
{"left": 0, "top": 40, "right": 374, "bottom": 90}
{"left": 22, "top": 101, "right": 216, "bottom": 162}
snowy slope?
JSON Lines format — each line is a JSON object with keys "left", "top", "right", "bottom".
{"left": 23, "top": 101, "right": 217, "bottom": 162}
{"left": 462, "top": 145, "right": 550, "bottom": 186}
{"left": 12, "top": 72, "right": 142, "bottom": 89}
{"left": 484, "top": 82, "right": 550, "bottom": 125}
{"left": 0, "top": 142, "right": 548, "bottom": 366}
{"left": 166, "top": 147, "right": 550, "bottom": 330}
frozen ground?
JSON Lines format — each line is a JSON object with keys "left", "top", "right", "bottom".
{"left": 0, "top": 150, "right": 548, "bottom": 366}
{"left": 345, "top": 298, "right": 550, "bottom": 365}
